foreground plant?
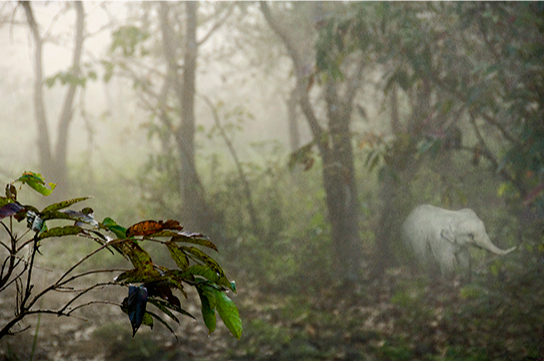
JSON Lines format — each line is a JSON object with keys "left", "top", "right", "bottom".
{"left": 0, "top": 171, "right": 241, "bottom": 340}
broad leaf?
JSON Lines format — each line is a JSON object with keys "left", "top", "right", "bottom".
{"left": 42, "top": 197, "right": 92, "bottom": 213}
{"left": 126, "top": 220, "right": 183, "bottom": 238}
{"left": 115, "top": 268, "right": 160, "bottom": 284}
{"left": 182, "top": 246, "right": 234, "bottom": 291}
{"left": 41, "top": 209, "right": 99, "bottom": 228}
{"left": 37, "top": 226, "right": 84, "bottom": 240}
{"left": 170, "top": 233, "right": 218, "bottom": 251}
{"left": 0, "top": 203, "right": 24, "bottom": 220}
{"left": 115, "top": 240, "right": 154, "bottom": 271}
{"left": 197, "top": 286, "right": 217, "bottom": 334}
{"left": 166, "top": 242, "right": 190, "bottom": 270}
{"left": 15, "top": 171, "right": 57, "bottom": 196}
{"left": 102, "top": 217, "right": 127, "bottom": 239}
{"left": 127, "top": 285, "right": 148, "bottom": 336}
{"left": 216, "top": 291, "right": 242, "bottom": 339}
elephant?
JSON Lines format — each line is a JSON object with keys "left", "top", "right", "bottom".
{"left": 401, "top": 204, "right": 516, "bottom": 283}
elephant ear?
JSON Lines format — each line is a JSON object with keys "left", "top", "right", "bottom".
{"left": 440, "top": 225, "right": 456, "bottom": 244}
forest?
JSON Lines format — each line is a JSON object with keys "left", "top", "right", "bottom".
{"left": 0, "top": 2, "right": 543, "bottom": 360}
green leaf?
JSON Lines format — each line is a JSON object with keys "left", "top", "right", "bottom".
{"left": 166, "top": 242, "right": 190, "bottom": 270}
{"left": 42, "top": 197, "right": 92, "bottom": 213}
{"left": 197, "top": 286, "right": 217, "bottom": 334}
{"left": 115, "top": 268, "right": 159, "bottom": 284}
{"left": 187, "top": 264, "right": 221, "bottom": 283}
{"left": 181, "top": 246, "right": 234, "bottom": 291}
{"left": 102, "top": 217, "right": 127, "bottom": 239}
{"left": 216, "top": 291, "right": 242, "bottom": 339}
{"left": 15, "top": 172, "right": 56, "bottom": 196}
{"left": 37, "top": 226, "right": 84, "bottom": 240}
{"left": 115, "top": 240, "right": 155, "bottom": 271}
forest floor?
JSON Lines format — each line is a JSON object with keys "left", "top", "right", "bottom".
{"left": 1, "top": 259, "right": 544, "bottom": 361}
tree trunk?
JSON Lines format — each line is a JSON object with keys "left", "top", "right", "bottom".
{"left": 374, "top": 80, "right": 430, "bottom": 275}
{"left": 322, "top": 80, "right": 362, "bottom": 280}
{"left": 286, "top": 86, "right": 300, "bottom": 152}
{"left": 177, "top": 1, "right": 202, "bottom": 230}
{"left": 54, "top": 1, "right": 85, "bottom": 192}
{"left": 261, "top": 2, "right": 362, "bottom": 283}
{"left": 21, "top": 1, "right": 52, "bottom": 176}
{"left": 22, "top": 1, "right": 85, "bottom": 195}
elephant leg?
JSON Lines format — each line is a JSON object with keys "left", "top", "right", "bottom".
{"left": 433, "top": 246, "right": 456, "bottom": 281}
{"left": 455, "top": 247, "right": 471, "bottom": 284}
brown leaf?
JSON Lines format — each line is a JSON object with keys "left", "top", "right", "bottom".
{"left": 126, "top": 220, "right": 184, "bottom": 238}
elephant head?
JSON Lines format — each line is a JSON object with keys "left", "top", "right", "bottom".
{"left": 440, "top": 208, "right": 517, "bottom": 255}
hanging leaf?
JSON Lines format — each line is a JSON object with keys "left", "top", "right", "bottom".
{"left": 216, "top": 291, "right": 242, "bottom": 339}
{"left": 14, "top": 171, "right": 57, "bottom": 196}
{"left": 126, "top": 220, "right": 183, "bottom": 238}
{"left": 41, "top": 197, "right": 92, "bottom": 213}
{"left": 166, "top": 242, "right": 190, "bottom": 270}
{"left": 197, "top": 285, "right": 217, "bottom": 334}
{"left": 126, "top": 285, "right": 149, "bottom": 336}
{"left": 182, "top": 246, "right": 234, "bottom": 292}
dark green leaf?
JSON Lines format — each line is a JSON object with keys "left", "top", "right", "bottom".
{"left": 197, "top": 286, "right": 217, "bottom": 334}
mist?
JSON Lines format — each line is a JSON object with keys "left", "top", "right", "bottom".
{"left": 0, "top": 2, "right": 543, "bottom": 360}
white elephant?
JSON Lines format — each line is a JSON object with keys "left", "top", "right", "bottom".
{"left": 401, "top": 204, "right": 516, "bottom": 283}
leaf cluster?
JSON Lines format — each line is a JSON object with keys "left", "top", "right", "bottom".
{"left": 0, "top": 171, "right": 241, "bottom": 340}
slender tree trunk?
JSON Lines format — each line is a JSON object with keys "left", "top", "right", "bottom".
{"left": 22, "top": 1, "right": 85, "bottom": 194}
{"left": 178, "top": 1, "right": 202, "bottom": 229}
{"left": 21, "top": 1, "right": 52, "bottom": 175}
{"left": 54, "top": 1, "right": 85, "bottom": 191}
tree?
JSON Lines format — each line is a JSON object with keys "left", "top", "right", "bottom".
{"left": 20, "top": 2, "right": 86, "bottom": 194}
{"left": 261, "top": 2, "right": 364, "bottom": 282}
{"left": 318, "top": 2, "right": 544, "bottom": 271}
{"left": 0, "top": 171, "right": 241, "bottom": 340}
{"left": 105, "top": 2, "right": 236, "bottom": 232}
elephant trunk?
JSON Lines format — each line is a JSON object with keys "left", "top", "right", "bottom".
{"left": 479, "top": 237, "right": 517, "bottom": 255}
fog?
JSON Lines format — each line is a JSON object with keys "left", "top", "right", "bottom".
{"left": 0, "top": 2, "right": 543, "bottom": 360}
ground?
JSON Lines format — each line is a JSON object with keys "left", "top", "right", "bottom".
{"left": 1, "top": 261, "right": 544, "bottom": 361}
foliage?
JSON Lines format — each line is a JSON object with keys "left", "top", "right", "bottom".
{"left": 0, "top": 171, "right": 241, "bottom": 340}
{"left": 318, "top": 2, "right": 544, "bottom": 214}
